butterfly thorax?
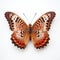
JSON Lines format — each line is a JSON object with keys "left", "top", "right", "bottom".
{"left": 29, "top": 24, "right": 32, "bottom": 33}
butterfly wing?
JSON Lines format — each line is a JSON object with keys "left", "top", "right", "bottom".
{"left": 31, "top": 11, "right": 56, "bottom": 48}
{"left": 5, "top": 12, "right": 29, "bottom": 48}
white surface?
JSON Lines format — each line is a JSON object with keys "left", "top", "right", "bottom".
{"left": 0, "top": 0, "right": 60, "bottom": 60}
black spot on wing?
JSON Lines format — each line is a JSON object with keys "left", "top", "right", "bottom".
{"left": 15, "top": 17, "right": 20, "bottom": 23}
{"left": 41, "top": 17, "right": 45, "bottom": 22}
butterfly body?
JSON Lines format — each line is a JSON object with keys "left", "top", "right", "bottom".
{"left": 5, "top": 11, "right": 56, "bottom": 49}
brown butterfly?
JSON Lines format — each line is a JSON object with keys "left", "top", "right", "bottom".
{"left": 5, "top": 11, "right": 56, "bottom": 49}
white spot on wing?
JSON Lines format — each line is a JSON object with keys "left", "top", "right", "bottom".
{"left": 10, "top": 15, "right": 18, "bottom": 31}
{"left": 36, "top": 30, "right": 44, "bottom": 40}
{"left": 42, "top": 15, "right": 49, "bottom": 31}
{"left": 16, "top": 30, "right": 23, "bottom": 40}
{"left": 11, "top": 15, "right": 18, "bottom": 21}
{"left": 9, "top": 14, "right": 13, "bottom": 18}
{"left": 42, "top": 15, "right": 49, "bottom": 21}
{"left": 48, "top": 13, "right": 51, "bottom": 17}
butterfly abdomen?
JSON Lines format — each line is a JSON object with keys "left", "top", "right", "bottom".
{"left": 29, "top": 24, "right": 32, "bottom": 40}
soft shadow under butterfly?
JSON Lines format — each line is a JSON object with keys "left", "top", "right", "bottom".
{"left": 5, "top": 11, "right": 56, "bottom": 49}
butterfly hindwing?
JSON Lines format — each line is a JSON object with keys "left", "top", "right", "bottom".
{"left": 5, "top": 12, "right": 29, "bottom": 48}
{"left": 31, "top": 12, "right": 56, "bottom": 48}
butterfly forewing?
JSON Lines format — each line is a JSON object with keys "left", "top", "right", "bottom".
{"left": 5, "top": 12, "right": 29, "bottom": 48}
{"left": 42, "top": 12, "right": 56, "bottom": 31}
{"left": 31, "top": 12, "right": 56, "bottom": 48}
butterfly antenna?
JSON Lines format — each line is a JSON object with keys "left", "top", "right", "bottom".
{"left": 23, "top": 13, "right": 30, "bottom": 23}
{"left": 23, "top": 13, "right": 37, "bottom": 23}
{"left": 23, "top": 13, "right": 28, "bottom": 20}
{"left": 31, "top": 12, "right": 37, "bottom": 23}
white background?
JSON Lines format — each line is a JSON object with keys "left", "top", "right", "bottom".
{"left": 0, "top": 0, "right": 60, "bottom": 60}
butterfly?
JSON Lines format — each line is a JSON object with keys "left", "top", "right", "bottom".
{"left": 5, "top": 11, "right": 56, "bottom": 49}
